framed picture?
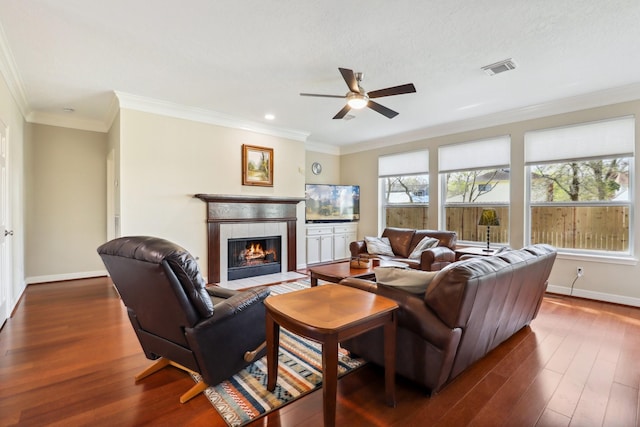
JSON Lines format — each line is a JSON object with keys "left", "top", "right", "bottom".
{"left": 242, "top": 144, "right": 273, "bottom": 187}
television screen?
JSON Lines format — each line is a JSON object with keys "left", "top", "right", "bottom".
{"left": 305, "top": 184, "right": 360, "bottom": 223}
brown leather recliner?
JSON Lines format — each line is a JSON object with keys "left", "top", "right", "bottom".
{"left": 97, "top": 236, "right": 270, "bottom": 403}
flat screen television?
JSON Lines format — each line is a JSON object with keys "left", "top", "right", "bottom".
{"left": 305, "top": 184, "right": 360, "bottom": 223}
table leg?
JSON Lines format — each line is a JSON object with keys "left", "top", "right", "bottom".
{"left": 266, "top": 312, "right": 280, "bottom": 392}
{"left": 383, "top": 312, "right": 397, "bottom": 407}
{"left": 310, "top": 273, "right": 318, "bottom": 287}
{"left": 322, "top": 335, "right": 339, "bottom": 427}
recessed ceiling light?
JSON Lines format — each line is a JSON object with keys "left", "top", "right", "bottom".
{"left": 264, "top": 113, "right": 275, "bottom": 120}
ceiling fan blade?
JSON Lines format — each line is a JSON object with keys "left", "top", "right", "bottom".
{"left": 338, "top": 68, "right": 359, "bottom": 93}
{"left": 333, "top": 104, "right": 351, "bottom": 120}
{"left": 300, "top": 93, "right": 345, "bottom": 98}
{"left": 368, "top": 101, "right": 399, "bottom": 119}
{"left": 367, "top": 83, "right": 416, "bottom": 99}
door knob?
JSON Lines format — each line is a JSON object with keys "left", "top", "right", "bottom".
{"left": 4, "top": 230, "right": 13, "bottom": 236}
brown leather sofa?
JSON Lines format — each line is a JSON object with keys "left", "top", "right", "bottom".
{"left": 350, "top": 227, "right": 457, "bottom": 271}
{"left": 339, "top": 244, "right": 557, "bottom": 395}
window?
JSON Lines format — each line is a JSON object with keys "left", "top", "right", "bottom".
{"left": 378, "top": 150, "right": 429, "bottom": 229}
{"left": 439, "top": 136, "right": 510, "bottom": 245}
{"left": 525, "top": 116, "right": 634, "bottom": 254}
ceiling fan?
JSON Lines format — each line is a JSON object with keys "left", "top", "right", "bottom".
{"left": 300, "top": 68, "right": 416, "bottom": 119}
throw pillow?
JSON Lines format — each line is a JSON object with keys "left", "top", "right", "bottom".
{"left": 374, "top": 266, "right": 439, "bottom": 294}
{"left": 408, "top": 236, "right": 439, "bottom": 260}
{"left": 364, "top": 236, "right": 395, "bottom": 256}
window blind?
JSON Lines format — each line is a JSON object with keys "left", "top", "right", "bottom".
{"left": 438, "top": 136, "right": 510, "bottom": 173}
{"left": 378, "top": 150, "right": 429, "bottom": 177}
{"left": 525, "top": 116, "right": 635, "bottom": 164}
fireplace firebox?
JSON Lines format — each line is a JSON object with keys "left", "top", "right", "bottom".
{"left": 228, "top": 236, "right": 282, "bottom": 280}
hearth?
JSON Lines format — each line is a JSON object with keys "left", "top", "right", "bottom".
{"left": 228, "top": 236, "right": 281, "bottom": 280}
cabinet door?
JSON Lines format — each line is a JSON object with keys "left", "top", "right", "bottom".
{"left": 333, "top": 233, "right": 348, "bottom": 260}
{"left": 320, "top": 235, "right": 334, "bottom": 262}
{"left": 306, "top": 235, "right": 321, "bottom": 265}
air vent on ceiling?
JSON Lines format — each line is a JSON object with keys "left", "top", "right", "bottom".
{"left": 482, "top": 58, "right": 517, "bottom": 76}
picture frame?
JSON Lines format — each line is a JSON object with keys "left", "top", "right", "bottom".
{"left": 242, "top": 144, "right": 273, "bottom": 187}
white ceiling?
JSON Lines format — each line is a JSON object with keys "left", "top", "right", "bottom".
{"left": 2, "top": 1, "right": 640, "bottom": 151}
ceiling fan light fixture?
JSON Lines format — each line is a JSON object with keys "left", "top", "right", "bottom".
{"left": 346, "top": 92, "right": 369, "bottom": 109}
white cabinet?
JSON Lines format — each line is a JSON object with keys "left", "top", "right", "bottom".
{"left": 306, "top": 223, "right": 358, "bottom": 265}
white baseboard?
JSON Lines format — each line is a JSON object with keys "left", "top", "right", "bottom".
{"left": 546, "top": 283, "right": 640, "bottom": 308}
{"left": 26, "top": 270, "right": 108, "bottom": 285}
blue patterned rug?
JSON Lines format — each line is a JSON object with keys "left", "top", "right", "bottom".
{"left": 194, "top": 280, "right": 366, "bottom": 427}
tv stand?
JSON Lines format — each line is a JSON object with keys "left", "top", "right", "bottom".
{"left": 305, "top": 223, "right": 357, "bottom": 265}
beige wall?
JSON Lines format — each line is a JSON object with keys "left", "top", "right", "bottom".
{"left": 305, "top": 150, "right": 341, "bottom": 184}
{"left": 117, "top": 109, "right": 307, "bottom": 275}
{"left": 342, "top": 100, "right": 640, "bottom": 306}
{"left": 24, "top": 123, "right": 107, "bottom": 281}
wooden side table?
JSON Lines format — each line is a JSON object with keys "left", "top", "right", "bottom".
{"left": 265, "top": 285, "right": 398, "bottom": 427}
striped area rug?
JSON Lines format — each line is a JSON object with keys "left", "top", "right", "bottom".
{"left": 197, "top": 280, "right": 366, "bottom": 427}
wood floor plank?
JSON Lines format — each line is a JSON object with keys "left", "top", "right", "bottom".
{"left": 1, "top": 279, "right": 640, "bottom": 427}
{"left": 602, "top": 382, "right": 639, "bottom": 427}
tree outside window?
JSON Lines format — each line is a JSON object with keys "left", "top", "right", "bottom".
{"left": 529, "top": 157, "right": 630, "bottom": 252}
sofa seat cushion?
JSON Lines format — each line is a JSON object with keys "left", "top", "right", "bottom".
{"left": 376, "top": 255, "right": 421, "bottom": 269}
{"left": 364, "top": 236, "right": 395, "bottom": 256}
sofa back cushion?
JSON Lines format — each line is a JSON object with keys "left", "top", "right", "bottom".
{"left": 411, "top": 230, "right": 457, "bottom": 251}
{"left": 381, "top": 227, "right": 416, "bottom": 258}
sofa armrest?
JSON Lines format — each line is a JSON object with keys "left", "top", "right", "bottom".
{"left": 349, "top": 240, "right": 368, "bottom": 257}
{"left": 419, "top": 246, "right": 456, "bottom": 271}
{"left": 339, "top": 278, "right": 453, "bottom": 349}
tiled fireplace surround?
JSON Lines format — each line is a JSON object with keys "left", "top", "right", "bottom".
{"left": 195, "top": 194, "right": 304, "bottom": 284}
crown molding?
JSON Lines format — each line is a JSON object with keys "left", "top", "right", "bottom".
{"left": 0, "top": 21, "right": 29, "bottom": 119}
{"left": 27, "top": 111, "right": 111, "bottom": 132}
{"left": 115, "top": 91, "right": 310, "bottom": 142}
{"left": 304, "top": 140, "right": 341, "bottom": 155}
{"left": 339, "top": 82, "right": 640, "bottom": 155}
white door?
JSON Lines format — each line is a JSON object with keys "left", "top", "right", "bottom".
{"left": 0, "top": 120, "right": 10, "bottom": 325}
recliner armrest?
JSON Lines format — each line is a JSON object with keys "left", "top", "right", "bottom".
{"left": 208, "top": 286, "right": 271, "bottom": 322}
{"left": 206, "top": 286, "right": 240, "bottom": 299}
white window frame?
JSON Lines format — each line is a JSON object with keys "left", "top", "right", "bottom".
{"left": 524, "top": 116, "right": 635, "bottom": 257}
{"left": 378, "top": 150, "right": 429, "bottom": 232}
{"left": 439, "top": 136, "right": 511, "bottom": 245}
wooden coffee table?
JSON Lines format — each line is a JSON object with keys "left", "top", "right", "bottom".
{"left": 309, "top": 259, "right": 408, "bottom": 287}
{"left": 265, "top": 285, "right": 398, "bottom": 427}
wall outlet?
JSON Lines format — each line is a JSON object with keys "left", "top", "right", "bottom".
{"left": 577, "top": 267, "right": 584, "bottom": 277}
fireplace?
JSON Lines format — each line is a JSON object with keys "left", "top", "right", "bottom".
{"left": 195, "top": 194, "right": 304, "bottom": 284}
{"left": 228, "top": 236, "right": 282, "bottom": 280}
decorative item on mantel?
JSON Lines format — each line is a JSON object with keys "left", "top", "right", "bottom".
{"left": 478, "top": 208, "right": 500, "bottom": 252}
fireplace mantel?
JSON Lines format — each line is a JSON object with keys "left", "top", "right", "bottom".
{"left": 194, "top": 194, "right": 304, "bottom": 283}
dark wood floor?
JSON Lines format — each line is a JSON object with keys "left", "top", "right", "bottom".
{"left": 1, "top": 277, "right": 639, "bottom": 427}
